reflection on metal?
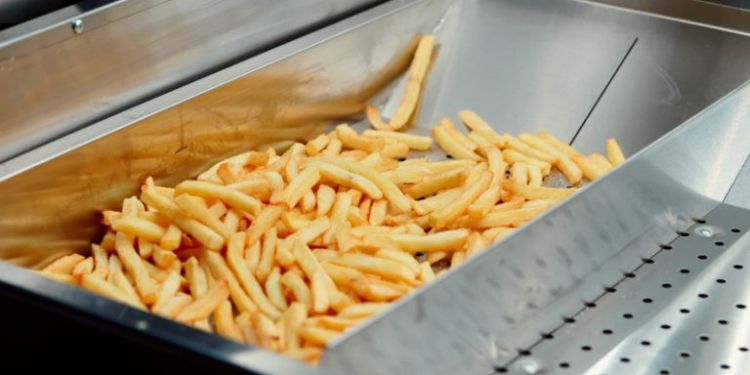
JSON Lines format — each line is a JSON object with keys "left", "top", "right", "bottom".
{"left": 0, "top": 0, "right": 384, "bottom": 162}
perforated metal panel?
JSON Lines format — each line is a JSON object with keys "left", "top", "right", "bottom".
{"left": 499, "top": 203, "right": 750, "bottom": 374}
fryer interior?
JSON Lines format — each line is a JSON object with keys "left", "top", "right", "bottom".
{"left": 2, "top": 0, "right": 750, "bottom": 374}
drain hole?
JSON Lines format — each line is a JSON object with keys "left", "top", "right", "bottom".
{"left": 623, "top": 272, "right": 636, "bottom": 278}
{"left": 563, "top": 317, "right": 576, "bottom": 323}
{"left": 661, "top": 324, "right": 671, "bottom": 330}
{"left": 677, "top": 231, "right": 690, "bottom": 237}
{"left": 680, "top": 308, "right": 690, "bottom": 314}
{"left": 643, "top": 298, "right": 653, "bottom": 303}
{"left": 542, "top": 333, "right": 554, "bottom": 339}
{"left": 715, "top": 241, "right": 725, "bottom": 246}
{"left": 518, "top": 349, "right": 532, "bottom": 356}
{"left": 605, "top": 287, "right": 617, "bottom": 293}
{"left": 699, "top": 293, "right": 709, "bottom": 299}
{"left": 643, "top": 258, "right": 655, "bottom": 264}
{"left": 662, "top": 283, "right": 672, "bottom": 289}
{"left": 623, "top": 313, "right": 634, "bottom": 319}
{"left": 737, "top": 304, "right": 746, "bottom": 309}
{"left": 693, "top": 218, "right": 707, "bottom": 224}
{"left": 585, "top": 302, "right": 597, "bottom": 308}
{"left": 732, "top": 228, "right": 741, "bottom": 233}
{"left": 740, "top": 347, "right": 748, "bottom": 352}
{"left": 699, "top": 335, "right": 710, "bottom": 341}
{"left": 680, "top": 268, "right": 691, "bottom": 274}
{"left": 721, "top": 364, "right": 730, "bottom": 370}
{"left": 718, "top": 319, "right": 728, "bottom": 325}
{"left": 717, "top": 278, "right": 726, "bottom": 284}
{"left": 660, "top": 370, "right": 670, "bottom": 375}
{"left": 698, "top": 254, "right": 708, "bottom": 260}
{"left": 734, "top": 264, "right": 744, "bottom": 270}
{"left": 559, "top": 362, "right": 570, "bottom": 368}
{"left": 680, "top": 352, "right": 691, "bottom": 358}
{"left": 581, "top": 345, "right": 591, "bottom": 351}
{"left": 641, "top": 340, "right": 651, "bottom": 346}
{"left": 659, "top": 244, "right": 673, "bottom": 250}
{"left": 620, "top": 357, "right": 630, "bottom": 363}
{"left": 495, "top": 367, "right": 507, "bottom": 373}
{"left": 602, "top": 329, "right": 613, "bottom": 335}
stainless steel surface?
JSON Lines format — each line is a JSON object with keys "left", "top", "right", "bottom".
{"left": 514, "top": 203, "right": 750, "bottom": 375}
{"left": 2, "top": 0, "right": 750, "bottom": 374}
{"left": 0, "top": 0, "right": 384, "bottom": 162}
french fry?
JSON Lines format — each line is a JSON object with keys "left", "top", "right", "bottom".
{"left": 504, "top": 179, "right": 577, "bottom": 201}
{"left": 184, "top": 257, "right": 208, "bottom": 299}
{"left": 457, "top": 110, "right": 508, "bottom": 147}
{"left": 111, "top": 216, "right": 166, "bottom": 243}
{"left": 366, "top": 105, "right": 393, "bottom": 131}
{"left": 226, "top": 232, "right": 282, "bottom": 320}
{"left": 173, "top": 194, "right": 232, "bottom": 240}
{"left": 255, "top": 228, "right": 278, "bottom": 283}
{"left": 305, "top": 160, "right": 383, "bottom": 200}
{"left": 175, "top": 180, "right": 261, "bottom": 216}
{"left": 284, "top": 166, "right": 321, "bottom": 209}
{"left": 389, "top": 229, "right": 469, "bottom": 253}
{"left": 432, "top": 121, "right": 482, "bottom": 161}
{"left": 42, "top": 253, "right": 85, "bottom": 275}
{"left": 281, "top": 271, "right": 312, "bottom": 307}
{"left": 114, "top": 232, "right": 158, "bottom": 305}
{"left": 299, "top": 325, "right": 340, "bottom": 347}
{"left": 204, "top": 251, "right": 258, "bottom": 314}
{"left": 337, "top": 302, "right": 390, "bottom": 319}
{"left": 316, "top": 184, "right": 336, "bottom": 217}
{"left": 405, "top": 168, "right": 467, "bottom": 199}
{"left": 607, "top": 138, "right": 626, "bottom": 166}
{"left": 265, "top": 266, "right": 288, "bottom": 311}
{"left": 336, "top": 123, "right": 385, "bottom": 153}
{"left": 363, "top": 129, "right": 432, "bottom": 151}
{"left": 306, "top": 134, "right": 330, "bottom": 156}
{"left": 80, "top": 274, "right": 146, "bottom": 310}
{"left": 160, "top": 224, "right": 182, "bottom": 251}
{"left": 388, "top": 34, "right": 435, "bottom": 131}
{"left": 331, "top": 253, "right": 415, "bottom": 283}
{"left": 428, "top": 171, "right": 492, "bottom": 229}
{"left": 589, "top": 153, "right": 613, "bottom": 172}
{"left": 214, "top": 300, "right": 244, "bottom": 343}
{"left": 571, "top": 153, "right": 606, "bottom": 181}
{"left": 503, "top": 149, "right": 551, "bottom": 175}
{"left": 518, "top": 133, "right": 582, "bottom": 184}
{"left": 283, "top": 302, "right": 308, "bottom": 352}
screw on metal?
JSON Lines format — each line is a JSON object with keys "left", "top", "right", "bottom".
{"left": 72, "top": 19, "right": 85, "bottom": 34}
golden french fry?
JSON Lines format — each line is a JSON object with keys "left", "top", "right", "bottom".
{"left": 175, "top": 180, "right": 261, "bottom": 216}
{"left": 214, "top": 300, "right": 244, "bottom": 343}
{"left": 527, "top": 164, "right": 544, "bottom": 187}
{"left": 363, "top": 129, "right": 432, "bottom": 150}
{"left": 366, "top": 105, "right": 393, "bottom": 131}
{"left": 265, "top": 266, "right": 289, "bottom": 311}
{"left": 114, "top": 232, "right": 158, "bottom": 304}
{"left": 298, "top": 325, "right": 340, "bottom": 347}
{"left": 571, "top": 153, "right": 606, "bottom": 181}
{"left": 503, "top": 149, "right": 551, "bottom": 175}
{"left": 337, "top": 302, "right": 390, "bottom": 319}
{"left": 518, "top": 133, "right": 582, "bottom": 184}
{"left": 504, "top": 178, "right": 577, "bottom": 201}
{"left": 226, "top": 232, "right": 282, "bottom": 320}
{"left": 589, "top": 153, "right": 613, "bottom": 172}
{"left": 111, "top": 216, "right": 166, "bottom": 243}
{"left": 316, "top": 184, "right": 336, "bottom": 217}
{"left": 284, "top": 166, "right": 321, "bottom": 209}
{"left": 331, "top": 253, "right": 415, "bottom": 283}
{"left": 457, "top": 110, "right": 508, "bottom": 148}
{"left": 607, "top": 138, "right": 626, "bottom": 166}
{"left": 80, "top": 274, "right": 147, "bottom": 310}
{"left": 184, "top": 257, "right": 208, "bottom": 299}
{"left": 305, "top": 160, "right": 383, "bottom": 200}
{"left": 173, "top": 194, "right": 232, "bottom": 240}
{"left": 204, "top": 251, "right": 258, "bottom": 314}
{"left": 283, "top": 302, "right": 308, "bottom": 352}
{"left": 389, "top": 229, "right": 469, "bottom": 253}
{"left": 280, "top": 271, "right": 312, "bottom": 307}
{"left": 313, "top": 156, "right": 410, "bottom": 213}
{"left": 151, "top": 271, "right": 181, "bottom": 313}
{"left": 388, "top": 34, "right": 434, "bottom": 131}
{"left": 306, "top": 134, "right": 330, "bottom": 156}
{"left": 255, "top": 227, "right": 278, "bottom": 283}
{"left": 160, "top": 224, "right": 182, "bottom": 251}
{"left": 432, "top": 122, "right": 482, "bottom": 161}
{"left": 429, "top": 171, "right": 492, "bottom": 229}
{"left": 42, "top": 253, "right": 85, "bottom": 275}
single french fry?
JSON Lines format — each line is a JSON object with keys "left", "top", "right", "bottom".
{"left": 256, "top": 227, "right": 278, "bottom": 283}
{"left": 265, "top": 266, "right": 289, "bottom": 311}
{"left": 504, "top": 179, "right": 577, "bottom": 201}
{"left": 331, "top": 253, "right": 415, "bottom": 283}
{"left": 246, "top": 204, "right": 285, "bottom": 246}
{"left": 311, "top": 270, "right": 331, "bottom": 314}
{"left": 214, "top": 300, "right": 244, "bottom": 343}
{"left": 299, "top": 325, "right": 340, "bottom": 347}
{"left": 589, "top": 153, "right": 613, "bottom": 172}
{"left": 336, "top": 123, "right": 385, "bottom": 152}
{"left": 363, "top": 129, "right": 432, "bottom": 151}
{"left": 374, "top": 248, "right": 420, "bottom": 275}
{"left": 505, "top": 134, "right": 558, "bottom": 164}
{"left": 518, "top": 133, "right": 582, "bottom": 184}
{"left": 175, "top": 180, "right": 261, "bottom": 216}
{"left": 151, "top": 271, "right": 182, "bottom": 313}
{"left": 152, "top": 245, "right": 177, "bottom": 269}
{"left": 184, "top": 257, "right": 208, "bottom": 299}
{"left": 389, "top": 229, "right": 469, "bottom": 253}
{"left": 284, "top": 166, "right": 321, "bottom": 209}
{"left": 160, "top": 224, "right": 182, "bottom": 251}
{"left": 607, "top": 138, "right": 626, "bottom": 166}
{"left": 306, "top": 134, "right": 330, "bottom": 156}
{"left": 316, "top": 184, "right": 336, "bottom": 217}
{"left": 388, "top": 34, "right": 434, "bottom": 130}
{"left": 405, "top": 168, "right": 467, "bottom": 199}
{"left": 527, "top": 164, "right": 544, "bottom": 187}
{"left": 305, "top": 160, "right": 383, "bottom": 200}
{"left": 337, "top": 302, "right": 390, "bottom": 319}
{"left": 450, "top": 251, "right": 466, "bottom": 269}
{"left": 418, "top": 262, "right": 435, "bottom": 283}
{"left": 42, "top": 253, "right": 86, "bottom": 275}
{"left": 483, "top": 227, "right": 515, "bottom": 243}
{"left": 366, "top": 105, "right": 393, "bottom": 131}
{"left": 283, "top": 302, "right": 309, "bottom": 352}
{"left": 111, "top": 216, "right": 166, "bottom": 243}
{"left": 457, "top": 110, "right": 508, "bottom": 148}
{"left": 468, "top": 184, "right": 503, "bottom": 219}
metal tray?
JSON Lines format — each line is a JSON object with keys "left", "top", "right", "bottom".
{"left": 2, "top": 0, "right": 750, "bottom": 374}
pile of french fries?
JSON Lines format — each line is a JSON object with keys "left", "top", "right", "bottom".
{"left": 38, "top": 34, "right": 627, "bottom": 365}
